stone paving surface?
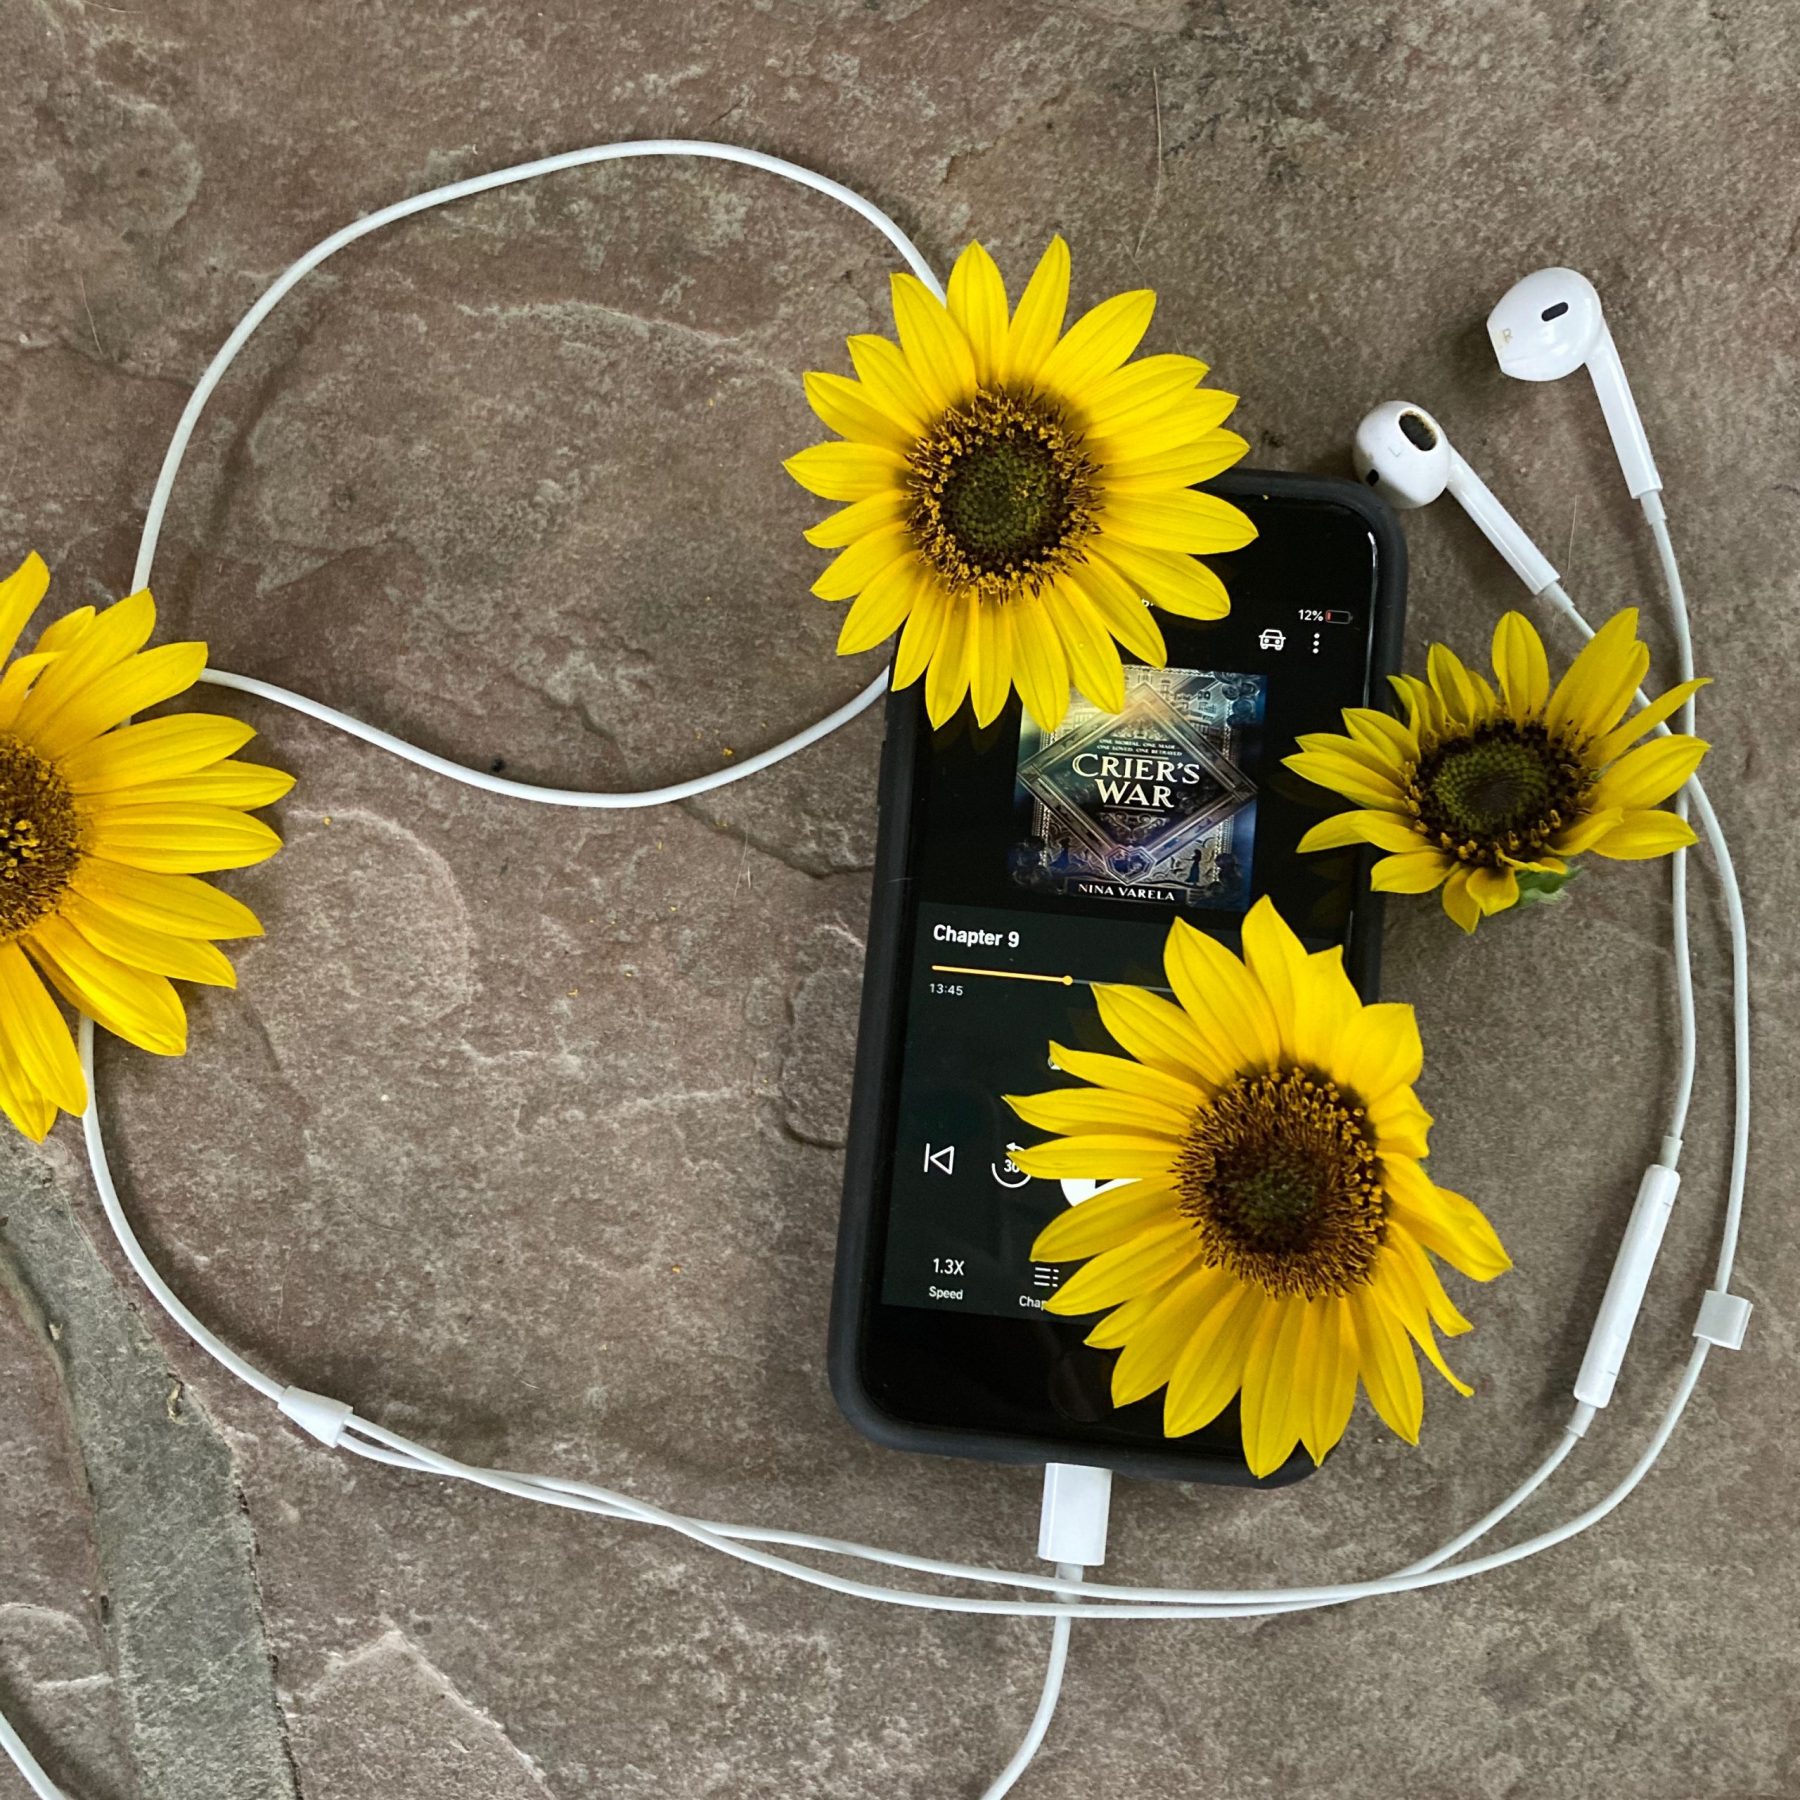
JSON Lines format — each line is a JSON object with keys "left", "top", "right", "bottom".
{"left": 2, "top": 2, "right": 1797, "bottom": 1795}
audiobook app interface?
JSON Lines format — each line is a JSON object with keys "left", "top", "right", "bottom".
{"left": 877, "top": 500, "right": 1383, "bottom": 1321}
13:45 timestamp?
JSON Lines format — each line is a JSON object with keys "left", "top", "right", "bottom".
{"left": 927, "top": 980, "right": 964, "bottom": 996}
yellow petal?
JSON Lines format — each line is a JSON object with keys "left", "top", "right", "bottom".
{"left": 1101, "top": 431, "right": 1249, "bottom": 493}
{"left": 12, "top": 588, "right": 157, "bottom": 742}
{"left": 1302, "top": 1298, "right": 1359, "bottom": 1464}
{"left": 1092, "top": 981, "right": 1234, "bottom": 1087}
{"left": 1425, "top": 641, "right": 1482, "bottom": 727}
{"left": 889, "top": 273, "right": 977, "bottom": 414}
{"left": 945, "top": 242, "right": 1010, "bottom": 384}
{"left": 1286, "top": 1298, "right": 1325, "bottom": 1458}
{"left": 1492, "top": 611, "right": 1550, "bottom": 723}
{"left": 60, "top": 892, "right": 236, "bottom": 987}
{"left": 1002, "top": 236, "right": 1070, "bottom": 383}
{"left": 1092, "top": 543, "right": 1231, "bottom": 621}
{"left": 1011, "top": 1134, "right": 1180, "bottom": 1182}
{"left": 1238, "top": 898, "right": 1308, "bottom": 1061}
{"left": 1587, "top": 808, "right": 1698, "bottom": 860}
{"left": 783, "top": 440, "right": 907, "bottom": 502}
{"left": 32, "top": 608, "right": 94, "bottom": 655}
{"left": 0, "top": 552, "right": 51, "bottom": 668}
{"left": 1078, "top": 357, "right": 1214, "bottom": 435}
{"left": 1466, "top": 865, "right": 1520, "bottom": 914}
{"left": 1592, "top": 735, "right": 1708, "bottom": 812}
{"left": 1342, "top": 706, "right": 1420, "bottom": 765}
{"left": 1240, "top": 1299, "right": 1308, "bottom": 1478}
{"left": 1369, "top": 1090, "right": 1434, "bottom": 1160}
{"left": 1062, "top": 556, "right": 1166, "bottom": 666}
{"left": 0, "top": 941, "right": 86, "bottom": 1114}
{"left": 1164, "top": 1284, "right": 1263, "bottom": 1437}
{"left": 1046, "top": 580, "right": 1126, "bottom": 715}
{"left": 1349, "top": 1288, "right": 1423, "bottom": 1444}
{"left": 1006, "top": 1084, "right": 1191, "bottom": 1138}
{"left": 1008, "top": 595, "right": 1071, "bottom": 731}
{"left": 0, "top": 653, "right": 57, "bottom": 731}
{"left": 69, "top": 861, "right": 262, "bottom": 940}
{"left": 1544, "top": 607, "right": 1648, "bottom": 743}
{"left": 836, "top": 558, "right": 923, "bottom": 657}
{"left": 968, "top": 598, "right": 1015, "bottom": 727}
{"left": 1382, "top": 1155, "right": 1511, "bottom": 1280}
{"left": 1045, "top": 1039, "right": 1207, "bottom": 1110}
{"left": 1291, "top": 945, "right": 1362, "bottom": 1074}
{"left": 1046, "top": 1216, "right": 1198, "bottom": 1314}
{"left": 801, "top": 371, "right": 913, "bottom": 454}
{"left": 1298, "top": 809, "right": 1427, "bottom": 855}
{"left": 22, "top": 642, "right": 209, "bottom": 762}
{"left": 1162, "top": 917, "right": 1281, "bottom": 1073}
{"left": 1386, "top": 1226, "right": 1474, "bottom": 1337}
{"left": 924, "top": 594, "right": 973, "bottom": 728}
{"left": 809, "top": 524, "right": 914, "bottom": 602}
{"left": 804, "top": 491, "right": 911, "bottom": 550}
{"left": 25, "top": 916, "right": 187, "bottom": 1056}
{"left": 1370, "top": 849, "right": 1455, "bottom": 895}
{"left": 1291, "top": 729, "right": 1399, "bottom": 781}
{"left": 58, "top": 713, "right": 259, "bottom": 794}
{"left": 1089, "top": 388, "right": 1240, "bottom": 453}
{"left": 1440, "top": 865, "right": 1481, "bottom": 933}
{"left": 1038, "top": 288, "right": 1156, "bottom": 395}
{"left": 84, "top": 804, "right": 283, "bottom": 874}
{"left": 1084, "top": 1267, "right": 1186, "bottom": 1349}
{"left": 0, "top": 1022, "right": 58, "bottom": 1140}
{"left": 104, "top": 761, "right": 294, "bottom": 811}
{"left": 1388, "top": 672, "right": 1446, "bottom": 740}
{"left": 846, "top": 333, "right": 933, "bottom": 435}
{"left": 1548, "top": 806, "right": 1623, "bottom": 855}
{"left": 1338, "top": 1002, "right": 1423, "bottom": 1108}
{"left": 1030, "top": 1180, "right": 1182, "bottom": 1263}
{"left": 1591, "top": 677, "right": 1709, "bottom": 763}
{"left": 1102, "top": 490, "right": 1260, "bottom": 554}
{"left": 891, "top": 578, "right": 949, "bottom": 690}
{"left": 1373, "top": 1267, "right": 1473, "bottom": 1397}
{"left": 1110, "top": 1264, "right": 1236, "bottom": 1406}
{"left": 1283, "top": 750, "right": 1409, "bottom": 810}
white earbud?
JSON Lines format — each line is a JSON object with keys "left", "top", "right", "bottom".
{"left": 1486, "top": 267, "right": 1661, "bottom": 500}
{"left": 1352, "top": 400, "right": 1559, "bottom": 597}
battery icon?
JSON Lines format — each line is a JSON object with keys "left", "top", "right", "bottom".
{"left": 1321, "top": 609, "right": 1354, "bottom": 625}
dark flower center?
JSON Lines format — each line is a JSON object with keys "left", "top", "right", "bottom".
{"left": 1409, "top": 720, "right": 1591, "bottom": 866}
{"left": 0, "top": 733, "right": 82, "bottom": 942}
{"left": 1174, "top": 1068, "right": 1385, "bottom": 1299}
{"left": 906, "top": 389, "right": 1097, "bottom": 598}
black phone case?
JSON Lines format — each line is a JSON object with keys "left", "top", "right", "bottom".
{"left": 827, "top": 469, "right": 1409, "bottom": 1484}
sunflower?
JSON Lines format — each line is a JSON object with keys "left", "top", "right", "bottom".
{"left": 784, "top": 237, "right": 1256, "bottom": 731}
{"left": 1285, "top": 608, "right": 1707, "bottom": 933}
{"left": 1006, "top": 898, "right": 1508, "bottom": 1477}
{"left": 0, "top": 553, "right": 290, "bottom": 1141}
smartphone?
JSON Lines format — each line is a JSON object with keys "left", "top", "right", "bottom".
{"left": 828, "top": 471, "right": 1406, "bottom": 1485}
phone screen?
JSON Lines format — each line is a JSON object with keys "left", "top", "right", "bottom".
{"left": 840, "top": 482, "right": 1401, "bottom": 1474}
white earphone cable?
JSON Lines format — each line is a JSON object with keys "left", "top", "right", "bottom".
{"left": 980, "top": 1569, "right": 1080, "bottom": 1800}
{"left": 73, "top": 165, "right": 1756, "bottom": 1620}
{"left": 0, "top": 1707, "right": 63, "bottom": 1800}
{"left": 67, "top": 563, "right": 1744, "bottom": 1626}
{"left": 143, "top": 139, "right": 943, "bottom": 809}
{"left": 0, "top": 145, "right": 1750, "bottom": 1798}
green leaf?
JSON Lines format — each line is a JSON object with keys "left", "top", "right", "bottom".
{"left": 1513, "top": 865, "right": 1582, "bottom": 908}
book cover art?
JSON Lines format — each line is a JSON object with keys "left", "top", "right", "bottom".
{"left": 1009, "top": 666, "right": 1265, "bottom": 910}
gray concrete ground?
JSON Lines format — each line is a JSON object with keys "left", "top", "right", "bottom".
{"left": 1, "top": 2, "right": 1797, "bottom": 1795}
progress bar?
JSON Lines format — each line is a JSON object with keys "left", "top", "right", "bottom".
{"left": 930, "top": 963, "right": 1076, "bottom": 986}
{"left": 929, "top": 963, "right": 1175, "bottom": 997}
